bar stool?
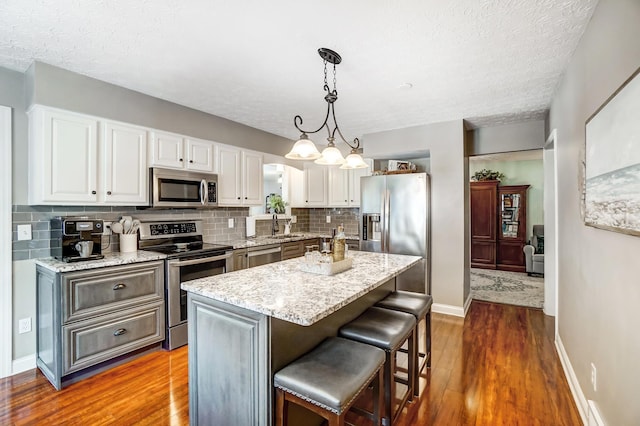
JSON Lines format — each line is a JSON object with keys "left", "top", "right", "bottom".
{"left": 274, "top": 337, "right": 385, "bottom": 426}
{"left": 339, "top": 307, "right": 416, "bottom": 424}
{"left": 376, "top": 291, "right": 432, "bottom": 397}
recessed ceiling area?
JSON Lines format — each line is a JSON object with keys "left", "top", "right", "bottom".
{"left": 0, "top": 0, "right": 598, "bottom": 141}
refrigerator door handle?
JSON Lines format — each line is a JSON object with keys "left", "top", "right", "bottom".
{"left": 384, "top": 189, "right": 391, "bottom": 253}
{"left": 380, "top": 190, "right": 386, "bottom": 252}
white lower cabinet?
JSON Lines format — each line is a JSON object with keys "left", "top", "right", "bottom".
{"left": 28, "top": 106, "right": 149, "bottom": 206}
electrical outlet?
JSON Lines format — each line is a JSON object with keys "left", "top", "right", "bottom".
{"left": 103, "top": 221, "right": 112, "bottom": 235}
{"left": 591, "top": 363, "right": 597, "bottom": 392}
{"left": 326, "top": 215, "right": 331, "bottom": 223}
{"left": 290, "top": 215, "right": 297, "bottom": 224}
{"left": 17, "top": 224, "right": 32, "bottom": 241}
{"left": 228, "top": 218, "right": 234, "bottom": 228}
{"left": 18, "top": 317, "right": 31, "bottom": 334}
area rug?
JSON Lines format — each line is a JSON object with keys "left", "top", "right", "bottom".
{"left": 470, "top": 268, "right": 544, "bottom": 309}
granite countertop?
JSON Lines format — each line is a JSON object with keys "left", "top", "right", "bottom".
{"left": 211, "top": 233, "right": 360, "bottom": 250}
{"left": 35, "top": 251, "right": 167, "bottom": 273}
{"left": 181, "top": 251, "right": 421, "bottom": 326}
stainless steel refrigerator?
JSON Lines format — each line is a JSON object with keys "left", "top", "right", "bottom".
{"left": 360, "top": 173, "right": 431, "bottom": 294}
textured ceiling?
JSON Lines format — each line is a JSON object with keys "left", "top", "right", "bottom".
{"left": 0, "top": 0, "right": 598, "bottom": 141}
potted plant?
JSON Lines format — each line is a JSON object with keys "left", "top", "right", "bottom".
{"left": 471, "top": 169, "right": 505, "bottom": 182}
{"left": 268, "top": 194, "right": 287, "bottom": 214}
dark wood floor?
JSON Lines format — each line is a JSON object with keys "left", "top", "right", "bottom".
{"left": 0, "top": 301, "right": 581, "bottom": 425}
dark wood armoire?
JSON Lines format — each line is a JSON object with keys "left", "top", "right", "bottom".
{"left": 470, "top": 181, "right": 529, "bottom": 272}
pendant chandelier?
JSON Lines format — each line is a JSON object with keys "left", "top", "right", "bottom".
{"left": 285, "top": 48, "right": 368, "bottom": 169}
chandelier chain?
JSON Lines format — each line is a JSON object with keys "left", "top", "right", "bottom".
{"left": 333, "top": 63, "right": 337, "bottom": 92}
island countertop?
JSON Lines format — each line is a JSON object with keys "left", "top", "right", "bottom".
{"left": 181, "top": 251, "right": 421, "bottom": 326}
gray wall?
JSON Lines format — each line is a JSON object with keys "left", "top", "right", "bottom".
{"left": 548, "top": 0, "right": 640, "bottom": 424}
{"left": 468, "top": 120, "right": 545, "bottom": 156}
{"left": 0, "top": 68, "right": 28, "bottom": 203}
{"left": 363, "top": 120, "right": 470, "bottom": 310}
{"left": 3, "top": 62, "right": 294, "bottom": 363}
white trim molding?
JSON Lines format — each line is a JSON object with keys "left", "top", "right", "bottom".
{"left": 432, "top": 302, "right": 466, "bottom": 317}
{"left": 556, "top": 334, "right": 588, "bottom": 425}
{"left": 12, "top": 354, "right": 36, "bottom": 375}
{"left": 0, "top": 106, "right": 12, "bottom": 378}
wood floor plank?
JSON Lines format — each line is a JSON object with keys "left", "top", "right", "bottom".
{"left": 0, "top": 301, "right": 581, "bottom": 425}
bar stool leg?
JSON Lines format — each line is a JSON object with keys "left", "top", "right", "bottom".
{"left": 426, "top": 311, "right": 432, "bottom": 368}
{"left": 275, "top": 388, "right": 288, "bottom": 426}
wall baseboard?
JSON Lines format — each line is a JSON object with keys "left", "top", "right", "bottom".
{"left": 555, "top": 334, "right": 588, "bottom": 424}
{"left": 432, "top": 302, "right": 466, "bottom": 317}
{"left": 12, "top": 354, "right": 36, "bottom": 375}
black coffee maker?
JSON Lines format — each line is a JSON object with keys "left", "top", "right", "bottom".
{"left": 50, "top": 217, "right": 104, "bottom": 262}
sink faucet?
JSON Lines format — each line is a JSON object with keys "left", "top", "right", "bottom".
{"left": 271, "top": 214, "right": 279, "bottom": 236}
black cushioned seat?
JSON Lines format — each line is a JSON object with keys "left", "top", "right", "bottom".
{"left": 376, "top": 291, "right": 433, "bottom": 397}
{"left": 274, "top": 337, "right": 385, "bottom": 426}
{"left": 339, "top": 307, "right": 415, "bottom": 350}
{"left": 339, "top": 307, "right": 416, "bottom": 424}
{"left": 376, "top": 291, "right": 433, "bottom": 319}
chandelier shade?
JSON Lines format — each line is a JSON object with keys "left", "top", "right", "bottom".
{"left": 284, "top": 133, "right": 321, "bottom": 160}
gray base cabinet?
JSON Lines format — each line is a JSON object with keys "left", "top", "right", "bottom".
{"left": 188, "top": 293, "right": 270, "bottom": 426}
{"left": 36, "top": 260, "right": 165, "bottom": 390}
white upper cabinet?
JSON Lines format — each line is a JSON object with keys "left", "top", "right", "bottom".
{"left": 185, "top": 138, "right": 215, "bottom": 172}
{"left": 328, "top": 167, "right": 349, "bottom": 207}
{"left": 217, "top": 144, "right": 263, "bottom": 206}
{"left": 242, "top": 151, "right": 263, "bottom": 205}
{"left": 149, "top": 131, "right": 215, "bottom": 172}
{"left": 28, "top": 107, "right": 150, "bottom": 206}
{"left": 29, "top": 108, "right": 99, "bottom": 204}
{"left": 103, "top": 121, "right": 148, "bottom": 205}
{"left": 347, "top": 166, "right": 371, "bottom": 207}
{"left": 304, "top": 164, "right": 328, "bottom": 207}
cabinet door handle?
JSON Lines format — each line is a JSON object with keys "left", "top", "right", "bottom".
{"left": 244, "top": 197, "right": 247, "bottom": 199}
{"left": 113, "top": 328, "right": 127, "bottom": 336}
{"left": 107, "top": 191, "right": 112, "bottom": 195}
{"left": 237, "top": 197, "right": 241, "bottom": 200}
{"left": 113, "top": 283, "right": 126, "bottom": 290}
{"left": 91, "top": 190, "right": 97, "bottom": 195}
{"left": 189, "top": 160, "right": 193, "bottom": 163}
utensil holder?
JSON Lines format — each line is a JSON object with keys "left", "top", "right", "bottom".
{"left": 119, "top": 234, "right": 138, "bottom": 253}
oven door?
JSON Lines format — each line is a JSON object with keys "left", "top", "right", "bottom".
{"left": 166, "top": 251, "right": 232, "bottom": 329}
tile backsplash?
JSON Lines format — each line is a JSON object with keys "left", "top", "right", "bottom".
{"left": 12, "top": 205, "right": 361, "bottom": 260}
{"left": 12, "top": 205, "right": 249, "bottom": 261}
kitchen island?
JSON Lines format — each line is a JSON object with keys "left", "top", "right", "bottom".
{"left": 181, "top": 251, "right": 421, "bottom": 426}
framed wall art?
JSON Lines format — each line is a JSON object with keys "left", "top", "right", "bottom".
{"left": 584, "top": 66, "right": 640, "bottom": 236}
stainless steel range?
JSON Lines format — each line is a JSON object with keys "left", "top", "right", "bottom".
{"left": 138, "top": 220, "right": 233, "bottom": 350}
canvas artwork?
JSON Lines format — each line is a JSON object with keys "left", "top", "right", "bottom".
{"left": 584, "top": 67, "right": 640, "bottom": 236}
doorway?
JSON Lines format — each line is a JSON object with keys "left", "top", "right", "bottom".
{"left": 469, "top": 150, "right": 545, "bottom": 309}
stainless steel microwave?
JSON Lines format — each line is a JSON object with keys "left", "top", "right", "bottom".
{"left": 150, "top": 168, "right": 218, "bottom": 208}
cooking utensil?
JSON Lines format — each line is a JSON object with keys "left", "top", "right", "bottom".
{"left": 111, "top": 222, "right": 124, "bottom": 234}
{"left": 131, "top": 220, "right": 140, "bottom": 234}
{"left": 123, "top": 218, "right": 132, "bottom": 234}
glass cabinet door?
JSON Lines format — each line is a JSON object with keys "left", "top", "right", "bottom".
{"left": 500, "top": 193, "right": 520, "bottom": 238}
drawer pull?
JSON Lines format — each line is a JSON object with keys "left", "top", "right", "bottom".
{"left": 113, "top": 328, "right": 127, "bottom": 336}
{"left": 113, "top": 283, "right": 127, "bottom": 290}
